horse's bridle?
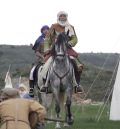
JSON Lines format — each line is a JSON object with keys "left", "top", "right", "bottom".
{"left": 53, "top": 58, "right": 70, "bottom": 80}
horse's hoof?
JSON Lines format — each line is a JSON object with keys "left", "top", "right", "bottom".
{"left": 67, "top": 116, "right": 74, "bottom": 125}
{"left": 64, "top": 122, "right": 69, "bottom": 127}
{"left": 47, "top": 120, "right": 53, "bottom": 124}
{"left": 55, "top": 122, "right": 61, "bottom": 129}
{"left": 68, "top": 119, "right": 74, "bottom": 125}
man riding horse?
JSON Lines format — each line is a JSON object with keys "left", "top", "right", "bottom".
{"left": 40, "top": 11, "right": 84, "bottom": 93}
{"left": 29, "top": 25, "right": 49, "bottom": 97}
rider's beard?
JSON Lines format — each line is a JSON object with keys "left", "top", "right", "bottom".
{"left": 57, "top": 19, "right": 69, "bottom": 27}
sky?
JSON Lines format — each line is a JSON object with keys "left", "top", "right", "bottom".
{"left": 0, "top": 0, "right": 120, "bottom": 53}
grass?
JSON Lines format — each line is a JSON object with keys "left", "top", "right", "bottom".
{"left": 45, "top": 104, "right": 120, "bottom": 129}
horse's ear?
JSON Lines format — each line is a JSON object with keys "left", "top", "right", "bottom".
{"left": 66, "top": 29, "right": 69, "bottom": 36}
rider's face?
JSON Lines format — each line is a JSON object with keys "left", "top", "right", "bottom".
{"left": 59, "top": 14, "right": 67, "bottom": 22}
{"left": 43, "top": 29, "right": 49, "bottom": 36}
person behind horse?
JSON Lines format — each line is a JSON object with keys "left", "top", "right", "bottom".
{"left": 18, "top": 83, "right": 29, "bottom": 98}
{"left": 29, "top": 25, "right": 49, "bottom": 97}
{"left": 40, "top": 11, "right": 83, "bottom": 93}
{"left": 0, "top": 88, "right": 46, "bottom": 129}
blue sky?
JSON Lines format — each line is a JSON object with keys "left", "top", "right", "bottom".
{"left": 0, "top": 0, "right": 120, "bottom": 53}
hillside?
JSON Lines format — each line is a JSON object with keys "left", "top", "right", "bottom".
{"left": 0, "top": 45, "right": 119, "bottom": 101}
{"left": 0, "top": 45, "right": 35, "bottom": 75}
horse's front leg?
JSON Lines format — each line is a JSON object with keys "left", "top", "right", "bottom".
{"left": 53, "top": 89, "right": 61, "bottom": 129}
{"left": 65, "top": 88, "right": 74, "bottom": 126}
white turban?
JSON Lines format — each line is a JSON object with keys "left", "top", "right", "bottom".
{"left": 57, "top": 11, "right": 68, "bottom": 19}
{"left": 57, "top": 11, "right": 75, "bottom": 36}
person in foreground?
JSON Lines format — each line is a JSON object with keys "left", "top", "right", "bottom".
{"left": 0, "top": 88, "right": 46, "bottom": 129}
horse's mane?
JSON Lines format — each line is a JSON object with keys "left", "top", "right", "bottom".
{"left": 51, "top": 32, "right": 68, "bottom": 56}
{"left": 56, "top": 32, "right": 67, "bottom": 45}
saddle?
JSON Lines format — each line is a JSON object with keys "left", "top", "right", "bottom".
{"left": 33, "top": 63, "right": 44, "bottom": 85}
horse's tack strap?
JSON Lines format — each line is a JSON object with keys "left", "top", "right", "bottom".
{"left": 53, "top": 67, "right": 70, "bottom": 80}
{"left": 53, "top": 60, "right": 70, "bottom": 80}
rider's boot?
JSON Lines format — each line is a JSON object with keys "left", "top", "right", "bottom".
{"left": 73, "top": 73, "right": 83, "bottom": 93}
{"left": 74, "top": 57, "right": 84, "bottom": 93}
{"left": 75, "top": 56, "right": 84, "bottom": 72}
{"left": 76, "top": 64, "right": 84, "bottom": 93}
{"left": 75, "top": 84, "right": 83, "bottom": 93}
{"left": 29, "top": 80, "right": 34, "bottom": 97}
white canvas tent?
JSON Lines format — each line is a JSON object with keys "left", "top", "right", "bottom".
{"left": 110, "top": 60, "right": 120, "bottom": 120}
{"left": 4, "top": 66, "right": 13, "bottom": 88}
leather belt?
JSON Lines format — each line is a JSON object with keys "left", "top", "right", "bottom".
{"left": 1, "top": 118, "right": 29, "bottom": 126}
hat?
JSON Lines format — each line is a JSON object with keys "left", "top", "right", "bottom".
{"left": 57, "top": 11, "right": 68, "bottom": 18}
{"left": 19, "top": 83, "right": 28, "bottom": 91}
{"left": 41, "top": 25, "right": 49, "bottom": 33}
{"left": 57, "top": 11, "right": 69, "bottom": 27}
{"left": 1, "top": 88, "right": 20, "bottom": 99}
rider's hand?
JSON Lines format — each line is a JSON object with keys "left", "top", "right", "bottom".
{"left": 44, "top": 50, "right": 50, "bottom": 56}
{"left": 78, "top": 64, "right": 84, "bottom": 72}
{"left": 36, "top": 51, "right": 44, "bottom": 60}
{"left": 67, "top": 42, "right": 72, "bottom": 48}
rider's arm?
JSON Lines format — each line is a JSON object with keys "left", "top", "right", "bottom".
{"left": 68, "top": 26, "right": 78, "bottom": 47}
{"left": 35, "top": 39, "right": 44, "bottom": 60}
{"left": 44, "top": 24, "right": 55, "bottom": 53}
{"left": 29, "top": 100, "right": 46, "bottom": 123}
{"left": 35, "top": 51, "right": 44, "bottom": 60}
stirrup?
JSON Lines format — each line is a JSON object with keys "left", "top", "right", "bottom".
{"left": 40, "top": 86, "right": 47, "bottom": 93}
{"left": 29, "top": 88, "right": 34, "bottom": 98}
{"left": 46, "top": 87, "right": 52, "bottom": 94}
{"left": 40, "top": 86, "right": 52, "bottom": 94}
{"left": 74, "top": 85, "right": 83, "bottom": 93}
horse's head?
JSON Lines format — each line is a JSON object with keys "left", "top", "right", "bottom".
{"left": 52, "top": 32, "right": 69, "bottom": 59}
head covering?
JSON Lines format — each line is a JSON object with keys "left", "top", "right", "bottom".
{"left": 19, "top": 83, "right": 28, "bottom": 91}
{"left": 57, "top": 11, "right": 69, "bottom": 27}
{"left": 18, "top": 83, "right": 28, "bottom": 98}
{"left": 57, "top": 11, "right": 75, "bottom": 37}
{"left": 1, "top": 88, "right": 20, "bottom": 100}
{"left": 32, "top": 25, "right": 49, "bottom": 51}
{"left": 57, "top": 11, "right": 68, "bottom": 18}
{"left": 41, "top": 25, "right": 49, "bottom": 33}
